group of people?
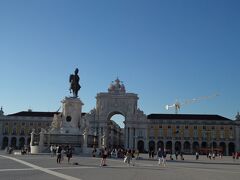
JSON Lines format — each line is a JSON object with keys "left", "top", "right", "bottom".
{"left": 50, "top": 145, "right": 73, "bottom": 164}
{"left": 157, "top": 148, "right": 167, "bottom": 167}
{"left": 232, "top": 152, "right": 240, "bottom": 160}
{"left": 96, "top": 147, "right": 168, "bottom": 167}
{"left": 92, "top": 147, "right": 140, "bottom": 166}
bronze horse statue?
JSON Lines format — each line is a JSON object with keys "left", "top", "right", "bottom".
{"left": 69, "top": 68, "right": 81, "bottom": 97}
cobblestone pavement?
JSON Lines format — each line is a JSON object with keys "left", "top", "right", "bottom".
{"left": 0, "top": 152, "right": 240, "bottom": 180}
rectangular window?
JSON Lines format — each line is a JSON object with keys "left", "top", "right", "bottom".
{"left": 194, "top": 130, "right": 198, "bottom": 137}
{"left": 4, "top": 128, "right": 8, "bottom": 135}
{"left": 202, "top": 131, "right": 206, "bottom": 139}
{"left": 149, "top": 128, "right": 154, "bottom": 137}
{"left": 167, "top": 129, "right": 172, "bottom": 137}
{"left": 211, "top": 131, "right": 215, "bottom": 139}
{"left": 229, "top": 131, "right": 234, "bottom": 139}
{"left": 158, "top": 129, "right": 163, "bottom": 137}
{"left": 12, "top": 128, "right": 17, "bottom": 135}
{"left": 220, "top": 131, "right": 224, "bottom": 138}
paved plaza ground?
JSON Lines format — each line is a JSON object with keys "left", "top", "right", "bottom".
{"left": 0, "top": 151, "right": 240, "bottom": 180}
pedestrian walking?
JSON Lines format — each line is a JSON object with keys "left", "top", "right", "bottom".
{"left": 50, "top": 145, "right": 54, "bottom": 157}
{"left": 125, "top": 149, "right": 132, "bottom": 166}
{"left": 61, "top": 148, "right": 65, "bottom": 162}
{"left": 157, "top": 148, "right": 163, "bottom": 166}
{"left": 100, "top": 148, "right": 108, "bottom": 166}
{"left": 180, "top": 152, "right": 184, "bottom": 160}
{"left": 92, "top": 147, "right": 97, "bottom": 157}
{"left": 196, "top": 151, "right": 199, "bottom": 160}
{"left": 212, "top": 152, "right": 215, "bottom": 160}
{"left": 158, "top": 148, "right": 167, "bottom": 167}
{"left": 162, "top": 149, "right": 167, "bottom": 167}
{"left": 66, "top": 146, "right": 73, "bottom": 164}
{"left": 132, "top": 149, "right": 136, "bottom": 166}
{"left": 56, "top": 145, "right": 62, "bottom": 164}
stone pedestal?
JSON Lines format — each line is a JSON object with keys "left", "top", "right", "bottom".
{"left": 60, "top": 97, "right": 84, "bottom": 134}
{"left": 30, "top": 145, "right": 40, "bottom": 154}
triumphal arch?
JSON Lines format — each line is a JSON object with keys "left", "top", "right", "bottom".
{"left": 84, "top": 78, "right": 147, "bottom": 150}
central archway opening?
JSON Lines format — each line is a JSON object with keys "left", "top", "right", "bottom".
{"left": 111, "top": 114, "right": 125, "bottom": 128}
{"left": 107, "top": 113, "right": 125, "bottom": 149}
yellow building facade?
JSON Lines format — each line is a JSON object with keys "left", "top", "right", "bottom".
{"left": 143, "top": 114, "right": 238, "bottom": 155}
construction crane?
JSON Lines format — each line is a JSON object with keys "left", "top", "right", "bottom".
{"left": 165, "top": 93, "right": 219, "bottom": 114}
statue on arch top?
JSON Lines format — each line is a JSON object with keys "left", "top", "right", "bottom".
{"left": 69, "top": 68, "right": 81, "bottom": 97}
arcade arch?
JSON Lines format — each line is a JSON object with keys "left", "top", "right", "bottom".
{"left": 2, "top": 137, "right": 8, "bottom": 149}
{"left": 137, "top": 140, "right": 144, "bottom": 153}
{"left": 192, "top": 142, "right": 199, "bottom": 152}
{"left": 19, "top": 137, "right": 25, "bottom": 149}
{"left": 107, "top": 112, "right": 125, "bottom": 148}
{"left": 219, "top": 142, "right": 226, "bottom": 155}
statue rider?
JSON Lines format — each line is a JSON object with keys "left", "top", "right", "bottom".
{"left": 69, "top": 68, "right": 81, "bottom": 97}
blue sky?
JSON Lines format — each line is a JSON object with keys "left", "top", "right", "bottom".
{"left": 0, "top": 0, "right": 240, "bottom": 125}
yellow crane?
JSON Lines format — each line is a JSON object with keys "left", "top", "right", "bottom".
{"left": 165, "top": 93, "right": 219, "bottom": 114}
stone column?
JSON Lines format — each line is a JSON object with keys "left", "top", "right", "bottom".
{"left": 98, "top": 132, "right": 102, "bottom": 149}
{"left": 8, "top": 136, "right": 11, "bottom": 146}
{"left": 129, "top": 127, "right": 132, "bottom": 149}
{"left": 172, "top": 140, "right": 175, "bottom": 154}
{"left": 124, "top": 127, "right": 128, "bottom": 149}
{"left": 133, "top": 128, "right": 137, "bottom": 150}
{"left": 144, "top": 139, "right": 148, "bottom": 152}
{"left": 226, "top": 143, "right": 229, "bottom": 156}
{"left": 0, "top": 135, "right": 2, "bottom": 148}
{"left": 155, "top": 140, "right": 158, "bottom": 153}
{"left": 235, "top": 124, "right": 240, "bottom": 151}
{"left": 111, "top": 127, "right": 114, "bottom": 148}
{"left": 102, "top": 135, "right": 106, "bottom": 147}
{"left": 134, "top": 136, "right": 137, "bottom": 150}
